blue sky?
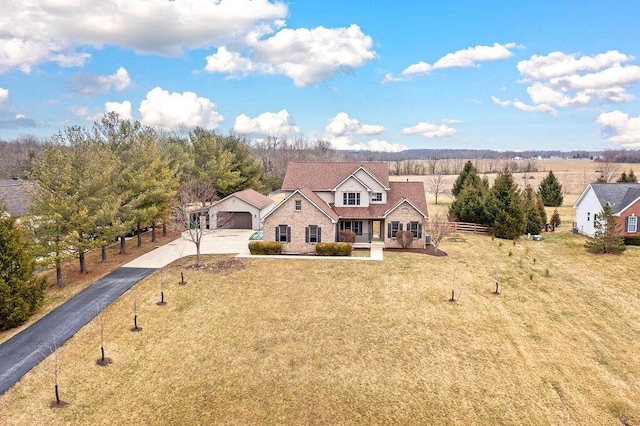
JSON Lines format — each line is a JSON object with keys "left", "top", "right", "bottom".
{"left": 1, "top": 0, "right": 640, "bottom": 152}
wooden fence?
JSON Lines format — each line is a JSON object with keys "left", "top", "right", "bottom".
{"left": 446, "top": 221, "right": 491, "bottom": 235}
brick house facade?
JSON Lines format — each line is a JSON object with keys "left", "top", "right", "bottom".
{"left": 262, "top": 162, "right": 429, "bottom": 253}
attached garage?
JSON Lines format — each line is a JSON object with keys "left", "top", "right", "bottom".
{"left": 208, "top": 188, "right": 275, "bottom": 230}
{"left": 217, "top": 211, "right": 252, "bottom": 229}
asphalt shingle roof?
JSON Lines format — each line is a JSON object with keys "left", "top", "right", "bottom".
{"left": 591, "top": 183, "right": 640, "bottom": 214}
{"left": 281, "top": 162, "right": 390, "bottom": 190}
{"left": 0, "top": 179, "right": 31, "bottom": 217}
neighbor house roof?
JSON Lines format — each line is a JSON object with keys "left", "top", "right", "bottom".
{"left": 214, "top": 188, "right": 274, "bottom": 210}
{"left": 0, "top": 179, "right": 31, "bottom": 217}
{"left": 281, "top": 162, "right": 390, "bottom": 191}
{"left": 575, "top": 183, "right": 640, "bottom": 215}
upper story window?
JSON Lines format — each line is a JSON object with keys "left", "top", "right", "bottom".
{"left": 343, "top": 192, "right": 361, "bottom": 206}
{"left": 295, "top": 200, "right": 302, "bottom": 211}
{"left": 371, "top": 192, "right": 383, "bottom": 202}
{"left": 627, "top": 216, "right": 637, "bottom": 233}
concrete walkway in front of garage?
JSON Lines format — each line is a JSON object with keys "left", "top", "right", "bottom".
{"left": 124, "top": 229, "right": 255, "bottom": 268}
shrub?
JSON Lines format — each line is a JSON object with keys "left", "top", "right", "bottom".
{"left": 623, "top": 236, "right": 640, "bottom": 246}
{"left": 248, "top": 241, "right": 282, "bottom": 255}
{"left": 338, "top": 230, "right": 356, "bottom": 243}
{"left": 396, "top": 230, "right": 414, "bottom": 248}
{"left": 316, "top": 242, "right": 352, "bottom": 256}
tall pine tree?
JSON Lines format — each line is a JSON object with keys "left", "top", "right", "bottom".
{"left": 0, "top": 204, "right": 48, "bottom": 330}
{"left": 538, "top": 170, "right": 563, "bottom": 207}
{"left": 485, "top": 167, "right": 526, "bottom": 239}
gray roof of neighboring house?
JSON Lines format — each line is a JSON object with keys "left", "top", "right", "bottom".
{"left": 0, "top": 179, "right": 31, "bottom": 217}
{"left": 590, "top": 183, "right": 640, "bottom": 214}
{"left": 213, "top": 188, "right": 274, "bottom": 210}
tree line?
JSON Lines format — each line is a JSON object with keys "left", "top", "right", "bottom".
{"left": 448, "top": 161, "right": 563, "bottom": 239}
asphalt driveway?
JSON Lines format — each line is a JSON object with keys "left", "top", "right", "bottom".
{"left": 0, "top": 229, "right": 254, "bottom": 396}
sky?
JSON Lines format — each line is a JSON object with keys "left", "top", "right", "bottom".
{"left": 1, "top": 0, "right": 640, "bottom": 153}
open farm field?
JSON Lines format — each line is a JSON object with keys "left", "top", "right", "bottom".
{"left": 1, "top": 230, "right": 639, "bottom": 425}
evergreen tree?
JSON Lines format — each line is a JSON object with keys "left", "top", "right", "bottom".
{"left": 523, "top": 185, "right": 545, "bottom": 234}
{"left": 452, "top": 160, "right": 486, "bottom": 197}
{"left": 616, "top": 169, "right": 638, "bottom": 183}
{"left": 0, "top": 204, "right": 48, "bottom": 330}
{"left": 585, "top": 204, "right": 626, "bottom": 254}
{"left": 448, "top": 181, "right": 490, "bottom": 224}
{"left": 551, "top": 209, "right": 561, "bottom": 227}
{"left": 485, "top": 167, "right": 526, "bottom": 239}
{"left": 538, "top": 170, "right": 563, "bottom": 206}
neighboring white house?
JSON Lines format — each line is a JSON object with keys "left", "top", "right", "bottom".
{"left": 574, "top": 183, "right": 640, "bottom": 237}
{"left": 208, "top": 188, "right": 275, "bottom": 230}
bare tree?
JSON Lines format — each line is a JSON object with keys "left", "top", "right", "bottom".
{"left": 39, "top": 338, "right": 67, "bottom": 408}
{"left": 426, "top": 211, "right": 454, "bottom": 254}
{"left": 595, "top": 159, "right": 619, "bottom": 183}
{"left": 426, "top": 157, "right": 439, "bottom": 175}
{"left": 427, "top": 172, "right": 447, "bottom": 204}
{"left": 131, "top": 292, "right": 142, "bottom": 331}
{"left": 172, "top": 177, "right": 230, "bottom": 267}
{"left": 93, "top": 307, "right": 111, "bottom": 366}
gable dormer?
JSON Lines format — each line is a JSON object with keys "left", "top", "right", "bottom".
{"left": 333, "top": 166, "right": 390, "bottom": 207}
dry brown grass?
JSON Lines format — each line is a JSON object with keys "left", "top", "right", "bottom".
{"left": 1, "top": 228, "right": 639, "bottom": 425}
{"left": 0, "top": 229, "right": 181, "bottom": 344}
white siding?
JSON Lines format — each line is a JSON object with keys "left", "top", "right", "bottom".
{"left": 335, "top": 176, "right": 370, "bottom": 207}
{"left": 575, "top": 187, "right": 603, "bottom": 236}
{"left": 209, "top": 197, "right": 262, "bottom": 230}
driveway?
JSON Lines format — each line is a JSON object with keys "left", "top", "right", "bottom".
{"left": 0, "top": 229, "right": 254, "bottom": 396}
{"left": 124, "top": 229, "right": 255, "bottom": 268}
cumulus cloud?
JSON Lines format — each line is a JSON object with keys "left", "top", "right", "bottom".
{"left": 402, "top": 120, "right": 460, "bottom": 138}
{"left": 401, "top": 42, "right": 517, "bottom": 77}
{"left": 206, "top": 24, "right": 376, "bottom": 86}
{"left": 0, "top": 0, "right": 287, "bottom": 73}
{"left": 0, "top": 87, "right": 8, "bottom": 104}
{"left": 597, "top": 111, "right": 640, "bottom": 148}
{"left": 499, "top": 50, "right": 640, "bottom": 113}
{"left": 105, "top": 101, "right": 132, "bottom": 120}
{"left": 139, "top": 87, "right": 224, "bottom": 130}
{"left": 233, "top": 109, "right": 299, "bottom": 136}
{"left": 492, "top": 95, "right": 557, "bottom": 115}
{"left": 322, "top": 112, "right": 403, "bottom": 152}
{"left": 67, "top": 67, "right": 132, "bottom": 94}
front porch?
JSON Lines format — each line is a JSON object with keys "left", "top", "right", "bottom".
{"left": 337, "top": 218, "right": 384, "bottom": 244}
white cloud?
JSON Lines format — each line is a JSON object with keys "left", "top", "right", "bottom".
{"left": 380, "top": 72, "right": 407, "bottom": 83}
{"left": 597, "top": 111, "right": 640, "bottom": 148}
{"left": 233, "top": 109, "right": 299, "bottom": 136}
{"left": 206, "top": 24, "right": 376, "bottom": 86}
{"left": 0, "top": 87, "right": 8, "bottom": 104}
{"left": 502, "top": 50, "right": 640, "bottom": 113}
{"left": 402, "top": 42, "right": 516, "bottom": 76}
{"left": 321, "top": 112, "right": 402, "bottom": 151}
{"left": 492, "top": 96, "right": 556, "bottom": 115}
{"left": 139, "top": 87, "right": 224, "bottom": 131}
{"left": 402, "top": 120, "right": 459, "bottom": 138}
{"left": 0, "top": 0, "right": 287, "bottom": 73}
{"left": 105, "top": 101, "right": 132, "bottom": 120}
{"left": 67, "top": 67, "right": 132, "bottom": 94}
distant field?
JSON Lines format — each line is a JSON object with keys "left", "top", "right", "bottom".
{"left": 1, "top": 230, "right": 639, "bottom": 425}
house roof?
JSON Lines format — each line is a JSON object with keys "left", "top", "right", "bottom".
{"left": 214, "top": 188, "right": 274, "bottom": 210}
{"left": 262, "top": 186, "right": 339, "bottom": 223}
{"left": 576, "top": 183, "right": 640, "bottom": 214}
{"left": 281, "top": 162, "right": 390, "bottom": 191}
{"left": 0, "top": 179, "right": 31, "bottom": 217}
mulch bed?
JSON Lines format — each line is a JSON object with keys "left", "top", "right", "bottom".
{"left": 385, "top": 245, "right": 448, "bottom": 256}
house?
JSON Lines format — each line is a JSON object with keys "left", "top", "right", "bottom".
{"left": 573, "top": 183, "right": 640, "bottom": 237}
{"left": 0, "top": 179, "right": 31, "bottom": 218}
{"left": 262, "top": 162, "right": 429, "bottom": 252}
{"left": 204, "top": 188, "right": 275, "bottom": 230}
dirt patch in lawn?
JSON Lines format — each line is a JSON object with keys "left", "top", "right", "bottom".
{"left": 385, "top": 245, "right": 448, "bottom": 256}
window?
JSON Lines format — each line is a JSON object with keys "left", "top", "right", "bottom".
{"left": 371, "top": 192, "right": 383, "bottom": 202}
{"left": 275, "top": 225, "right": 290, "bottom": 242}
{"left": 587, "top": 212, "right": 591, "bottom": 222}
{"left": 305, "top": 225, "right": 322, "bottom": 243}
{"left": 388, "top": 221, "right": 402, "bottom": 238}
{"left": 407, "top": 221, "right": 422, "bottom": 239}
{"left": 340, "top": 220, "right": 363, "bottom": 235}
{"left": 343, "top": 192, "right": 361, "bottom": 206}
{"left": 627, "top": 216, "right": 637, "bottom": 233}
{"left": 295, "top": 200, "right": 302, "bottom": 211}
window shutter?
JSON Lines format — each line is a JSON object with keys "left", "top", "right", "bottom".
{"left": 275, "top": 227, "right": 279, "bottom": 241}
{"left": 286, "top": 226, "right": 291, "bottom": 242}
{"left": 418, "top": 223, "right": 423, "bottom": 239}
{"left": 626, "top": 217, "right": 630, "bottom": 232}
{"left": 387, "top": 223, "right": 392, "bottom": 238}
{"left": 318, "top": 227, "right": 322, "bottom": 242}
{"left": 399, "top": 223, "right": 403, "bottom": 231}
{"left": 305, "top": 226, "right": 309, "bottom": 243}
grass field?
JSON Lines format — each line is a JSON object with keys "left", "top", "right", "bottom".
{"left": 1, "top": 227, "right": 639, "bottom": 424}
